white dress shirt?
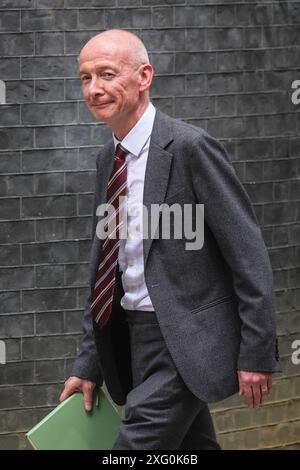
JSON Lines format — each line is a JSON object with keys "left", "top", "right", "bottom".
{"left": 113, "top": 102, "right": 156, "bottom": 311}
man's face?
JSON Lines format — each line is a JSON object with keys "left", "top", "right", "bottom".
{"left": 79, "top": 42, "right": 143, "bottom": 127}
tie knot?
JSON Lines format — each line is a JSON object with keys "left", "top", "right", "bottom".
{"left": 115, "top": 144, "right": 127, "bottom": 161}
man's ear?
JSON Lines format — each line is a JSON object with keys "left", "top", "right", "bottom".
{"left": 139, "top": 64, "right": 154, "bottom": 92}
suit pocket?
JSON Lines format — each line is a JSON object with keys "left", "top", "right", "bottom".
{"left": 190, "top": 295, "right": 234, "bottom": 315}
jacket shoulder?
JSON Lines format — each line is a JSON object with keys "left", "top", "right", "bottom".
{"left": 160, "top": 111, "right": 218, "bottom": 151}
{"left": 159, "top": 112, "right": 228, "bottom": 158}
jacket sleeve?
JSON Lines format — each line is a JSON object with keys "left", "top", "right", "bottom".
{"left": 71, "top": 294, "right": 103, "bottom": 385}
{"left": 189, "top": 131, "right": 281, "bottom": 372}
{"left": 71, "top": 154, "right": 104, "bottom": 385}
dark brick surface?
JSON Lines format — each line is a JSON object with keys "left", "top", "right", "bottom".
{"left": 0, "top": 0, "right": 299, "bottom": 451}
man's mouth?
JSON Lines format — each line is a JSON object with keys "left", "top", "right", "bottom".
{"left": 92, "top": 102, "right": 112, "bottom": 108}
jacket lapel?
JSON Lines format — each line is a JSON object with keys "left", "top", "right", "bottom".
{"left": 143, "top": 109, "right": 174, "bottom": 267}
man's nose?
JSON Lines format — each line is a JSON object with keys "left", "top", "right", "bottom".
{"left": 88, "top": 77, "right": 105, "bottom": 97}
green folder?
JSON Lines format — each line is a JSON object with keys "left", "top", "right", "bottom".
{"left": 26, "top": 388, "right": 121, "bottom": 450}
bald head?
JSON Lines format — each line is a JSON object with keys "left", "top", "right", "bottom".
{"left": 79, "top": 29, "right": 150, "bottom": 69}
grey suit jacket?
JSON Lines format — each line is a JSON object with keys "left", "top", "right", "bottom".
{"left": 72, "top": 108, "right": 282, "bottom": 406}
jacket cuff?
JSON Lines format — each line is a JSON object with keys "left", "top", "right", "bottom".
{"left": 71, "top": 359, "right": 104, "bottom": 387}
{"left": 237, "top": 353, "right": 282, "bottom": 373}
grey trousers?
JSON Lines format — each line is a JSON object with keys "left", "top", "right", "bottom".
{"left": 112, "top": 310, "right": 220, "bottom": 450}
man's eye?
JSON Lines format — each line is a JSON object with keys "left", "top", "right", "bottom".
{"left": 102, "top": 72, "right": 115, "bottom": 80}
{"left": 81, "top": 76, "right": 90, "bottom": 82}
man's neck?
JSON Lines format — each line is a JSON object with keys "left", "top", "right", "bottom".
{"left": 112, "top": 99, "right": 150, "bottom": 141}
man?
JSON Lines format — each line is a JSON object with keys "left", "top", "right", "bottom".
{"left": 60, "top": 29, "right": 281, "bottom": 450}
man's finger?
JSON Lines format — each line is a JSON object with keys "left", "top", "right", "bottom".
{"left": 243, "top": 386, "right": 254, "bottom": 408}
{"left": 238, "top": 371, "right": 244, "bottom": 396}
{"left": 252, "top": 385, "right": 261, "bottom": 407}
{"left": 83, "top": 392, "right": 93, "bottom": 411}
{"left": 59, "top": 377, "right": 81, "bottom": 403}
{"left": 82, "top": 382, "right": 95, "bottom": 412}
{"left": 59, "top": 388, "right": 70, "bottom": 403}
{"left": 267, "top": 375, "right": 272, "bottom": 393}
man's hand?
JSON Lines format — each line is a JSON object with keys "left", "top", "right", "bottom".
{"left": 238, "top": 371, "right": 272, "bottom": 408}
{"left": 59, "top": 376, "right": 96, "bottom": 412}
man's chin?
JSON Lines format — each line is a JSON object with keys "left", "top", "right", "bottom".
{"left": 91, "top": 107, "right": 114, "bottom": 123}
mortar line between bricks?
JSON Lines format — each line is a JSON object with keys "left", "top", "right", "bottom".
{"left": 216, "top": 411, "right": 300, "bottom": 431}
{"left": 3, "top": 24, "right": 300, "bottom": 31}
{"left": 0, "top": 284, "right": 89, "bottom": 292}
{"left": 212, "top": 397, "right": 300, "bottom": 414}
{"left": 16, "top": 356, "right": 80, "bottom": 363}
{"left": 3, "top": 46, "right": 300, "bottom": 56}
{"left": 263, "top": 441, "right": 300, "bottom": 450}
{"left": 0, "top": 191, "right": 93, "bottom": 198}
{"left": 217, "top": 424, "right": 300, "bottom": 441}
{"left": 212, "top": 394, "right": 300, "bottom": 412}
{"left": 2, "top": 3, "right": 297, "bottom": 10}
{"left": 0, "top": 382, "right": 67, "bottom": 393}
{"left": 0, "top": 218, "right": 92, "bottom": 225}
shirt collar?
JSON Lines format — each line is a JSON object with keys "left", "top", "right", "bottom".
{"left": 113, "top": 102, "right": 156, "bottom": 157}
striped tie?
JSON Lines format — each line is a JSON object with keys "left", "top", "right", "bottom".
{"left": 91, "top": 144, "right": 128, "bottom": 327}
